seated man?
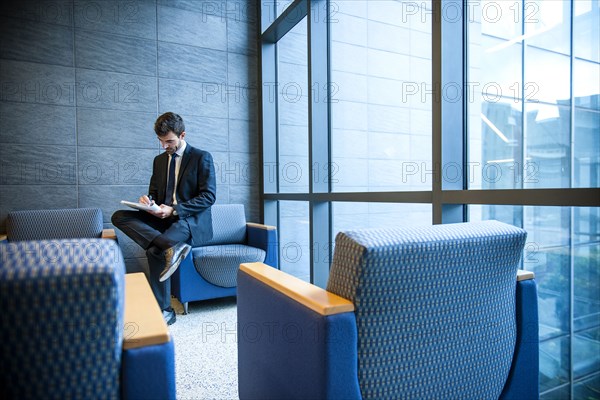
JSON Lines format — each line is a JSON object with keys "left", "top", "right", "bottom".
{"left": 112, "top": 112, "right": 216, "bottom": 325}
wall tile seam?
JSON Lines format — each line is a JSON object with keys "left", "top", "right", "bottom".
{"left": 157, "top": 4, "right": 258, "bottom": 21}
{"left": 0, "top": 22, "right": 157, "bottom": 42}
{"left": 73, "top": 27, "right": 156, "bottom": 42}
{"left": 0, "top": 100, "right": 75, "bottom": 109}
{"left": 0, "top": 14, "right": 74, "bottom": 30}
{"left": 0, "top": 56, "right": 74, "bottom": 69}
{"left": 161, "top": 49, "right": 257, "bottom": 60}
{"left": 0, "top": 59, "right": 164, "bottom": 82}
{"left": 75, "top": 106, "right": 158, "bottom": 115}
{"left": 75, "top": 145, "right": 161, "bottom": 151}
{"left": 154, "top": 39, "right": 229, "bottom": 54}
{"left": 0, "top": 4, "right": 260, "bottom": 32}
{"left": 73, "top": 65, "right": 158, "bottom": 79}
{"left": 156, "top": 39, "right": 254, "bottom": 56}
{"left": 157, "top": 76, "right": 246, "bottom": 86}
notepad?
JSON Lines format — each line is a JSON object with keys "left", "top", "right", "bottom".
{"left": 121, "top": 200, "right": 161, "bottom": 212}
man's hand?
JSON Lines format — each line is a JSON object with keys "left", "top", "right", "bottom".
{"left": 139, "top": 195, "right": 152, "bottom": 205}
{"left": 149, "top": 205, "right": 174, "bottom": 219}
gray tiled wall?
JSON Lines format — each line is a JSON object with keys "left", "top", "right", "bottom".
{"left": 0, "top": 0, "right": 259, "bottom": 272}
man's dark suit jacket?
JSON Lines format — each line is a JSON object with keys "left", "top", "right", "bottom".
{"left": 148, "top": 143, "right": 216, "bottom": 246}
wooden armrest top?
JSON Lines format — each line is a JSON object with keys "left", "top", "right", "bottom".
{"left": 102, "top": 229, "right": 117, "bottom": 240}
{"left": 0, "top": 234, "right": 6, "bottom": 241}
{"left": 240, "top": 262, "right": 354, "bottom": 316}
{"left": 246, "top": 222, "right": 277, "bottom": 231}
{"left": 123, "top": 273, "right": 170, "bottom": 350}
{"left": 517, "top": 269, "right": 535, "bottom": 281}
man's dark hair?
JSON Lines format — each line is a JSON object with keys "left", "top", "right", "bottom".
{"left": 154, "top": 112, "right": 185, "bottom": 137}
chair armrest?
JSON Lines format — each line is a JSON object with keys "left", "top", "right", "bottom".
{"left": 0, "top": 234, "right": 7, "bottom": 242}
{"left": 238, "top": 263, "right": 360, "bottom": 400}
{"left": 246, "top": 223, "right": 279, "bottom": 268}
{"left": 122, "top": 273, "right": 176, "bottom": 399}
{"left": 102, "top": 229, "right": 117, "bottom": 240}
{"left": 246, "top": 222, "right": 276, "bottom": 231}
{"left": 123, "top": 273, "right": 170, "bottom": 349}
{"left": 517, "top": 269, "right": 534, "bottom": 281}
{"left": 240, "top": 262, "right": 354, "bottom": 316}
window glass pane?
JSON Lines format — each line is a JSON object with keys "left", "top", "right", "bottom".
{"left": 540, "top": 385, "right": 571, "bottom": 400}
{"left": 525, "top": 102, "right": 571, "bottom": 188}
{"left": 469, "top": 99, "right": 523, "bottom": 190}
{"left": 468, "top": 6, "right": 523, "bottom": 191}
{"left": 330, "top": 0, "right": 431, "bottom": 192}
{"left": 574, "top": 107, "right": 600, "bottom": 188}
{"left": 332, "top": 202, "right": 431, "bottom": 235}
{"left": 478, "top": 37, "right": 522, "bottom": 101}
{"left": 574, "top": 59, "right": 600, "bottom": 110}
{"left": 574, "top": 329, "right": 600, "bottom": 380}
{"left": 279, "top": 201, "right": 310, "bottom": 281}
{"left": 573, "top": 0, "right": 600, "bottom": 63}
{"left": 525, "top": 0, "right": 570, "bottom": 56}
{"left": 479, "top": 0, "right": 521, "bottom": 39}
{"left": 525, "top": 49, "right": 570, "bottom": 105}
{"left": 574, "top": 244, "right": 600, "bottom": 333}
{"left": 573, "top": 372, "right": 600, "bottom": 399}
{"left": 277, "top": 17, "right": 308, "bottom": 193}
{"left": 574, "top": 207, "right": 600, "bottom": 244}
{"left": 539, "top": 336, "right": 571, "bottom": 393}
{"left": 469, "top": 205, "right": 600, "bottom": 395}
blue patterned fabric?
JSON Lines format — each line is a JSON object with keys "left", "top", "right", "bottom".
{"left": 6, "top": 208, "right": 104, "bottom": 241}
{"left": 193, "top": 244, "right": 265, "bottom": 287}
{"left": 201, "top": 204, "right": 247, "bottom": 246}
{"left": 0, "top": 239, "right": 125, "bottom": 399}
{"left": 326, "top": 220, "right": 527, "bottom": 400}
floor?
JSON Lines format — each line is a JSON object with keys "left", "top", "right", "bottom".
{"left": 168, "top": 297, "right": 239, "bottom": 400}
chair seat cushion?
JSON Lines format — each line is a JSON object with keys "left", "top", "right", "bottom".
{"left": 192, "top": 244, "right": 266, "bottom": 288}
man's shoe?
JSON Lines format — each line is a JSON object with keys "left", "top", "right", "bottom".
{"left": 162, "top": 309, "right": 176, "bottom": 326}
{"left": 159, "top": 242, "right": 192, "bottom": 282}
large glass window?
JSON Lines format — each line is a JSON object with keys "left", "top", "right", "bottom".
{"left": 261, "top": 1, "right": 599, "bottom": 398}
{"left": 468, "top": 0, "right": 599, "bottom": 191}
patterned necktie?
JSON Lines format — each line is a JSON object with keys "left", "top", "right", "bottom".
{"left": 165, "top": 153, "right": 178, "bottom": 206}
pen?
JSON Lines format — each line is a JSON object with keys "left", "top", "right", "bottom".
{"left": 148, "top": 195, "right": 155, "bottom": 206}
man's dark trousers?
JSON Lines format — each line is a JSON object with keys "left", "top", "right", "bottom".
{"left": 112, "top": 210, "right": 192, "bottom": 310}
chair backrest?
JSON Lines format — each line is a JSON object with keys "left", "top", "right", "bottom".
{"left": 200, "top": 204, "right": 247, "bottom": 246}
{"left": 6, "top": 208, "right": 104, "bottom": 241}
{"left": 326, "top": 220, "right": 527, "bottom": 399}
{"left": 0, "top": 238, "right": 125, "bottom": 399}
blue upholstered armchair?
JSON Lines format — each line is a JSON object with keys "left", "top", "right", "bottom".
{"left": 171, "top": 204, "right": 278, "bottom": 313}
{"left": 237, "top": 220, "right": 539, "bottom": 399}
{"left": 0, "top": 239, "right": 175, "bottom": 399}
{"left": 1, "top": 207, "right": 116, "bottom": 241}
